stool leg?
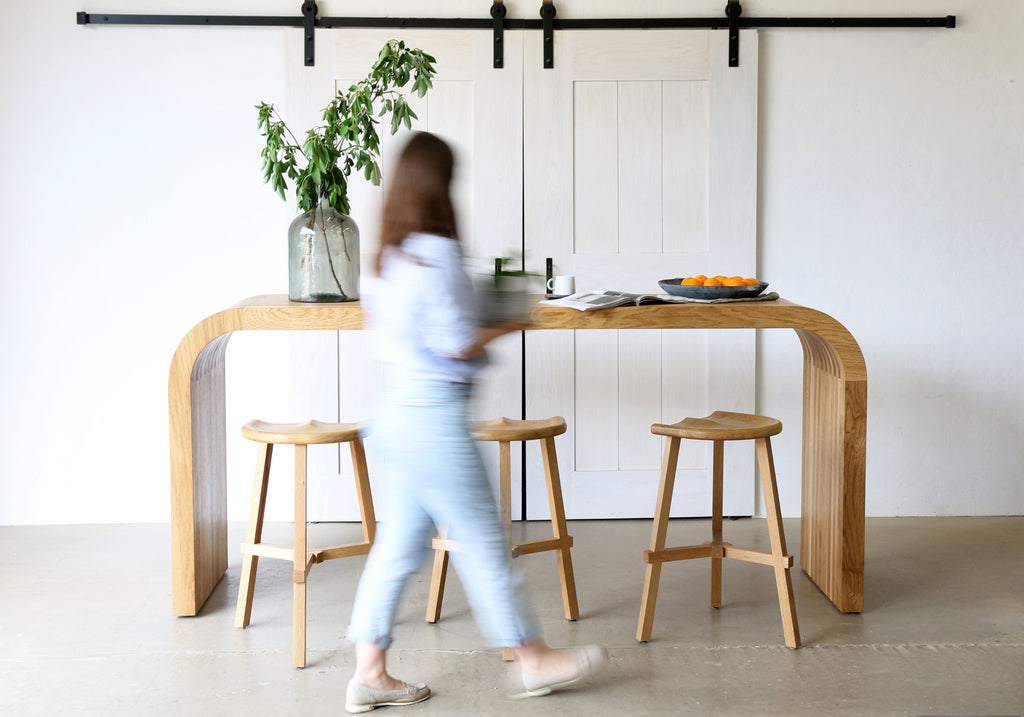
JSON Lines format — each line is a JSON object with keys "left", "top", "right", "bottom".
{"left": 711, "top": 439, "right": 724, "bottom": 609}
{"left": 540, "top": 435, "right": 579, "bottom": 621}
{"left": 425, "top": 433, "right": 459, "bottom": 625}
{"left": 498, "top": 440, "right": 514, "bottom": 663}
{"left": 294, "top": 444, "right": 309, "bottom": 668}
{"left": 638, "top": 436, "right": 681, "bottom": 642}
{"left": 425, "top": 528, "right": 450, "bottom": 624}
{"left": 236, "top": 442, "right": 272, "bottom": 628}
{"left": 498, "top": 440, "right": 512, "bottom": 543}
{"left": 756, "top": 436, "right": 801, "bottom": 649}
{"left": 349, "top": 439, "right": 376, "bottom": 546}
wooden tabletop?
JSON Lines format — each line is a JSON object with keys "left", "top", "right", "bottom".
{"left": 196, "top": 294, "right": 865, "bottom": 380}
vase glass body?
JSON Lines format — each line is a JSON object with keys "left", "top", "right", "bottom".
{"left": 288, "top": 199, "right": 359, "bottom": 303}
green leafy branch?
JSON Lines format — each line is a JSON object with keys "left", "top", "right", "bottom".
{"left": 256, "top": 40, "right": 436, "bottom": 216}
{"left": 494, "top": 251, "right": 542, "bottom": 277}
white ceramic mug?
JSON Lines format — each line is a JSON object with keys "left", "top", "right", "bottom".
{"left": 546, "top": 275, "right": 575, "bottom": 295}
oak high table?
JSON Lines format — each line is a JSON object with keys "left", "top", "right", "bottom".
{"left": 170, "top": 295, "right": 866, "bottom": 617}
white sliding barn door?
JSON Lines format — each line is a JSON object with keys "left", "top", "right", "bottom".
{"left": 284, "top": 30, "right": 525, "bottom": 520}
{"left": 523, "top": 30, "right": 760, "bottom": 518}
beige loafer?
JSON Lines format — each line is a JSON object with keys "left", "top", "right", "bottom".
{"left": 516, "top": 644, "right": 608, "bottom": 698}
{"left": 345, "top": 679, "right": 431, "bottom": 713}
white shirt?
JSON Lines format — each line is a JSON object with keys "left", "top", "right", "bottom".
{"left": 366, "top": 232, "right": 486, "bottom": 384}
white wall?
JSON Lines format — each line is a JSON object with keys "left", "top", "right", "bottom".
{"left": 0, "top": 0, "right": 1021, "bottom": 524}
{"left": 755, "top": 0, "right": 1024, "bottom": 516}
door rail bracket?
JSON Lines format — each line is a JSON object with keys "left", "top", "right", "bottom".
{"left": 492, "top": 1, "right": 507, "bottom": 69}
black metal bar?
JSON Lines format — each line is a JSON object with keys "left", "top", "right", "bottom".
{"left": 540, "top": 1, "right": 556, "bottom": 69}
{"left": 76, "top": 12, "right": 957, "bottom": 32}
{"left": 77, "top": 8, "right": 957, "bottom": 69}
{"left": 76, "top": 13, "right": 302, "bottom": 27}
{"left": 739, "top": 16, "right": 956, "bottom": 28}
{"left": 317, "top": 17, "right": 493, "bottom": 29}
{"left": 492, "top": 1, "right": 506, "bottom": 69}
{"left": 302, "top": 1, "right": 316, "bottom": 67}
{"left": 544, "top": 18, "right": 723, "bottom": 29}
{"left": 498, "top": 17, "right": 957, "bottom": 29}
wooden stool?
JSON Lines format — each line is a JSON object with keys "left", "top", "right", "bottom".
{"left": 637, "top": 411, "right": 800, "bottom": 649}
{"left": 426, "top": 416, "right": 579, "bottom": 661}
{"left": 235, "top": 419, "right": 376, "bottom": 668}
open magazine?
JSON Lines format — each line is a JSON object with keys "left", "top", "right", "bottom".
{"left": 538, "top": 290, "right": 688, "bottom": 311}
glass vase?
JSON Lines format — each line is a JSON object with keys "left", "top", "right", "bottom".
{"left": 288, "top": 199, "right": 359, "bottom": 303}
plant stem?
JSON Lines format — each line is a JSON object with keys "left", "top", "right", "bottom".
{"left": 273, "top": 107, "right": 308, "bottom": 157}
{"left": 314, "top": 201, "right": 348, "bottom": 299}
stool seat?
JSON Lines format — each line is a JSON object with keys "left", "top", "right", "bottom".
{"left": 652, "top": 411, "right": 782, "bottom": 441}
{"left": 470, "top": 416, "right": 567, "bottom": 442}
{"left": 242, "top": 419, "right": 362, "bottom": 445}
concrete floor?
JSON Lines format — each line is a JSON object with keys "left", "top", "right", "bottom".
{"left": 1, "top": 517, "right": 1022, "bottom": 716}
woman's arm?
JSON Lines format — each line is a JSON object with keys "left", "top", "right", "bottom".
{"left": 452, "top": 320, "right": 532, "bottom": 360}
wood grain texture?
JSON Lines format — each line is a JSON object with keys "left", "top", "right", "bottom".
{"left": 570, "top": 30, "right": 709, "bottom": 81}
{"left": 170, "top": 295, "right": 866, "bottom": 615}
{"left": 797, "top": 329, "right": 867, "bottom": 613}
{"left": 573, "top": 81, "right": 618, "bottom": 255}
{"left": 663, "top": 80, "right": 709, "bottom": 253}
{"left": 169, "top": 331, "right": 229, "bottom": 616}
{"left": 575, "top": 329, "right": 619, "bottom": 472}
{"left": 241, "top": 419, "right": 362, "bottom": 446}
{"left": 470, "top": 416, "right": 567, "bottom": 442}
{"left": 652, "top": 411, "right": 782, "bottom": 442}
{"left": 618, "top": 81, "right": 663, "bottom": 253}
{"left": 619, "top": 330, "right": 663, "bottom": 471}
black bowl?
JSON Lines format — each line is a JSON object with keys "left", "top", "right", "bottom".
{"left": 659, "top": 278, "right": 769, "bottom": 300}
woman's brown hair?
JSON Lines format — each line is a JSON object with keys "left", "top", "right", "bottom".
{"left": 375, "top": 132, "right": 458, "bottom": 275}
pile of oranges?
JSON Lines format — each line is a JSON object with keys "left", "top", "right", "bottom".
{"left": 681, "top": 275, "right": 760, "bottom": 287}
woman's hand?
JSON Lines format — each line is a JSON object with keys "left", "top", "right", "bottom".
{"left": 488, "top": 319, "right": 533, "bottom": 337}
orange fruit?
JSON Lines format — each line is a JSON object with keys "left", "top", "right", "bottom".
{"left": 681, "top": 277, "right": 702, "bottom": 286}
{"left": 694, "top": 274, "right": 707, "bottom": 282}
{"left": 723, "top": 277, "right": 745, "bottom": 287}
{"left": 703, "top": 277, "right": 723, "bottom": 287}
{"left": 743, "top": 277, "right": 760, "bottom": 286}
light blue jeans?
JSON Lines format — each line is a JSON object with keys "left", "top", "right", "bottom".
{"left": 347, "top": 378, "right": 540, "bottom": 650}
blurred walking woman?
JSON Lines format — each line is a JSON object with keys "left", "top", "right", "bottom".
{"left": 345, "top": 132, "right": 605, "bottom": 713}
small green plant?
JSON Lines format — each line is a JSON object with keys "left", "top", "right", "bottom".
{"left": 256, "top": 40, "right": 436, "bottom": 216}
{"left": 492, "top": 251, "right": 542, "bottom": 281}
{"left": 478, "top": 252, "right": 540, "bottom": 324}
